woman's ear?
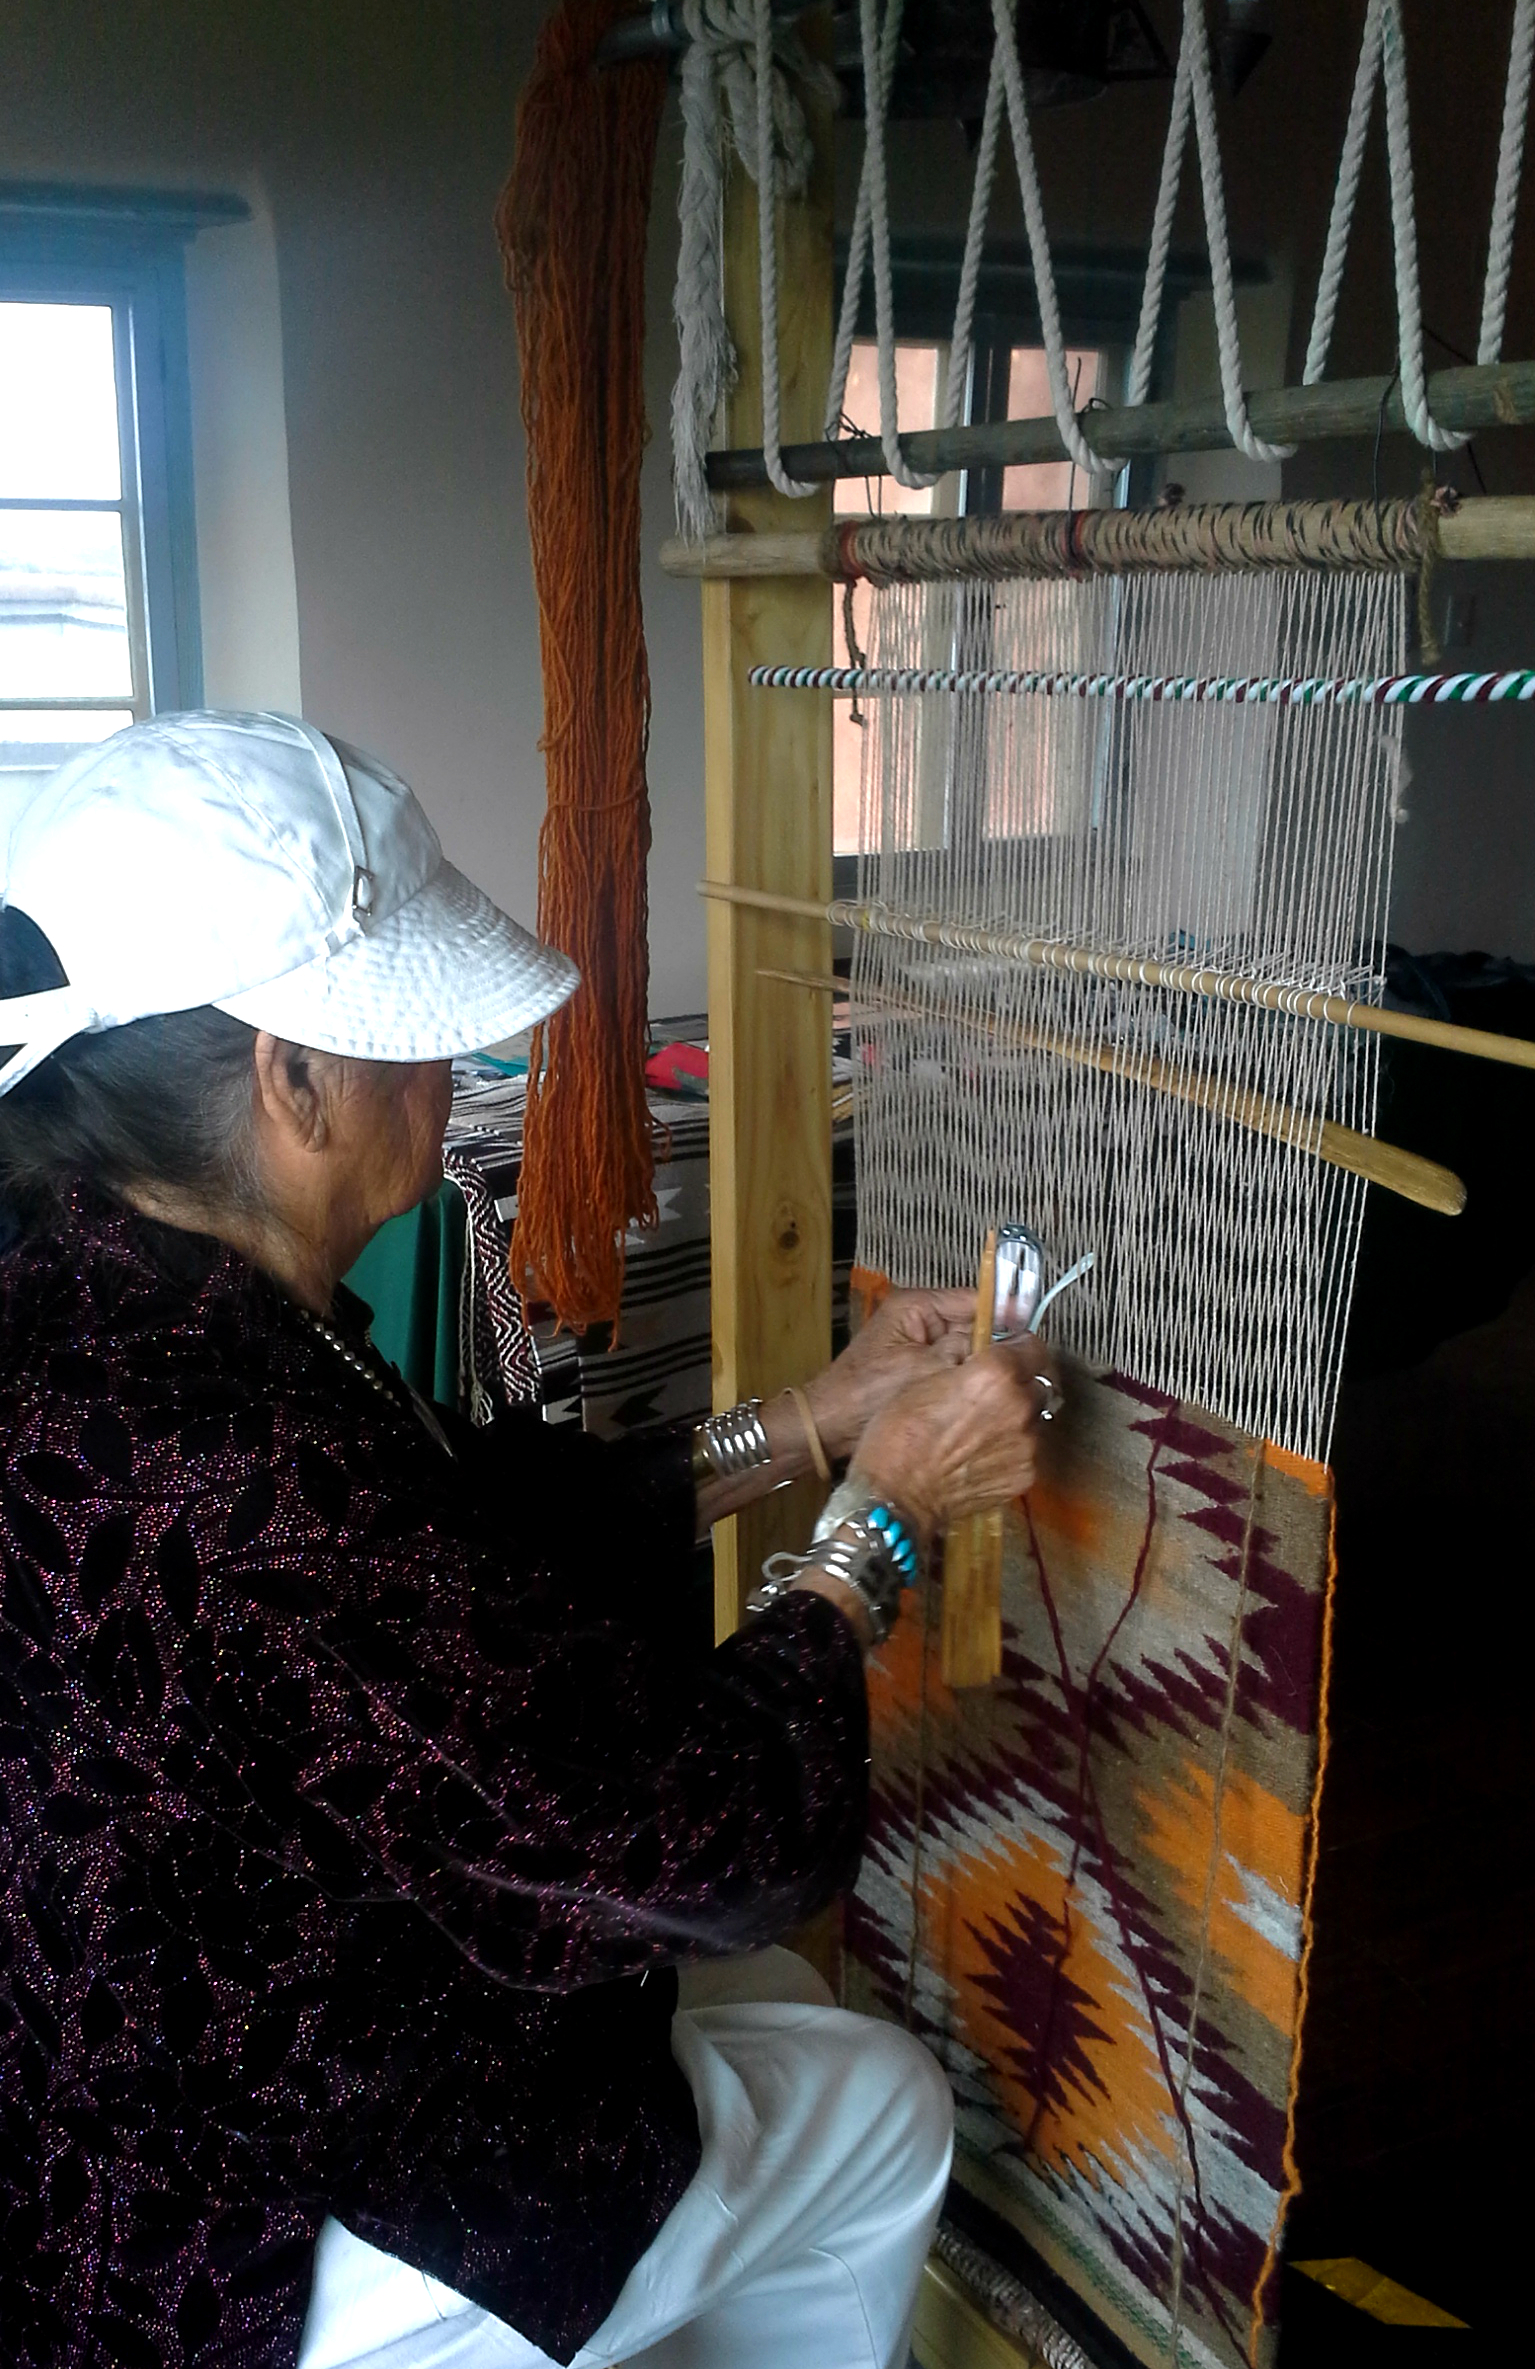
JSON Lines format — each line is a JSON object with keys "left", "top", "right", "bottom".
{"left": 251, "top": 1033, "right": 329, "bottom": 1152}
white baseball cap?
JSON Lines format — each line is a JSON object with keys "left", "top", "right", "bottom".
{"left": 0, "top": 709, "right": 578, "bottom": 1095}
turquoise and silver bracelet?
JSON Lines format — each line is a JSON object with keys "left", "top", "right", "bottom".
{"left": 747, "top": 1477, "right": 924, "bottom": 1646}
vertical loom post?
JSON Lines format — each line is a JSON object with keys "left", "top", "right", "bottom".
{"left": 942, "top": 1231, "right": 1005, "bottom": 1688}
{"left": 704, "top": 17, "right": 835, "bottom": 1639}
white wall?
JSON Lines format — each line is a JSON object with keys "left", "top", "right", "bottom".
{"left": 183, "top": 192, "right": 303, "bottom": 714}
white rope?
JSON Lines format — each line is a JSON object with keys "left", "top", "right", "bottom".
{"left": 1180, "top": 0, "right": 1295, "bottom": 463}
{"left": 674, "top": 0, "right": 1535, "bottom": 522}
{"left": 752, "top": 0, "right": 819, "bottom": 496}
{"left": 991, "top": 0, "right": 1115, "bottom": 476}
{"left": 672, "top": 18, "right": 736, "bottom": 540}
{"left": 1125, "top": 22, "right": 1193, "bottom": 409}
{"left": 669, "top": 0, "right": 837, "bottom": 535}
{"left": 1298, "top": 0, "right": 1533, "bottom": 450}
{"left": 824, "top": 0, "right": 910, "bottom": 444}
{"left": 942, "top": 35, "right": 1009, "bottom": 431}
{"left": 853, "top": 0, "right": 940, "bottom": 488}
{"left": 1301, "top": 0, "right": 1381, "bottom": 387}
{"left": 1480, "top": 0, "right": 1535, "bottom": 364}
{"left": 1378, "top": 0, "right": 1468, "bottom": 449}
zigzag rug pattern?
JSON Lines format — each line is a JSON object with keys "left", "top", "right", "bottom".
{"left": 845, "top": 1357, "right": 1334, "bottom": 2369}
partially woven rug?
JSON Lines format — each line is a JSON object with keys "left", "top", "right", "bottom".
{"left": 845, "top": 1355, "right": 1335, "bottom": 2369}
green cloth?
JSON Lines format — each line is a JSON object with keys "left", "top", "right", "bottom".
{"left": 342, "top": 1180, "right": 466, "bottom": 1406}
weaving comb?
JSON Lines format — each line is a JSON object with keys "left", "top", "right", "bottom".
{"left": 940, "top": 1229, "right": 1005, "bottom": 1688}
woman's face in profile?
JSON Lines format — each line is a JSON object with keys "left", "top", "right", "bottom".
{"left": 331, "top": 1055, "right": 455, "bottom": 1231}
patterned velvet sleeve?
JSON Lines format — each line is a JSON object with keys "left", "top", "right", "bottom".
{"left": 201, "top": 1546, "right": 868, "bottom": 1990}
{"left": 171, "top": 1389, "right": 869, "bottom": 1993}
{"left": 447, "top": 1403, "right": 702, "bottom": 1648}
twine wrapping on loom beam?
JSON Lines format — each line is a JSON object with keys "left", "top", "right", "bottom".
{"left": 832, "top": 493, "right": 1441, "bottom": 584}
{"left": 657, "top": 491, "right": 1535, "bottom": 581}
{"left": 497, "top": 0, "right": 663, "bottom": 1331}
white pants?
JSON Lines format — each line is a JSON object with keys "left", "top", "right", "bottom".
{"left": 298, "top": 1950, "right": 952, "bottom": 2369}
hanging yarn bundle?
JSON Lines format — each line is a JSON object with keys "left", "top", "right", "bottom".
{"left": 497, "top": 0, "right": 665, "bottom": 1330}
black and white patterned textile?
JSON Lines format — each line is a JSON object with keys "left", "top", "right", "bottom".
{"left": 445, "top": 1049, "right": 855, "bottom": 1441}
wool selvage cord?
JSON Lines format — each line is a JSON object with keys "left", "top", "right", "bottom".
{"left": 497, "top": 0, "right": 664, "bottom": 1332}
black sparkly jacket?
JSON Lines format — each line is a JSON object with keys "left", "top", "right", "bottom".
{"left": 0, "top": 1192, "right": 868, "bottom": 2368}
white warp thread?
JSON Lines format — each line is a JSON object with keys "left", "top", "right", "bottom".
{"left": 849, "top": 564, "right": 1405, "bottom": 1464}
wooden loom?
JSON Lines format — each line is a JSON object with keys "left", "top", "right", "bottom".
{"left": 668, "top": 12, "right": 1535, "bottom": 2368}
{"left": 689, "top": 57, "right": 1535, "bottom": 1644}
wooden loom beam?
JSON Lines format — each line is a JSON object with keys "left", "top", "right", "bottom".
{"left": 702, "top": 357, "right": 1535, "bottom": 494}
{"left": 659, "top": 495, "right": 1535, "bottom": 580}
{"left": 702, "top": 12, "right": 835, "bottom": 1642}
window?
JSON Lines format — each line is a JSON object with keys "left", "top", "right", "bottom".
{"left": 0, "top": 303, "right": 138, "bottom": 793}
{"left": 831, "top": 336, "right": 1111, "bottom": 856}
{"left": 824, "top": 236, "right": 1257, "bottom": 867}
{"left": 0, "top": 186, "right": 244, "bottom": 825}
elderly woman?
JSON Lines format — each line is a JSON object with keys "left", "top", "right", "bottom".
{"left": 0, "top": 713, "right": 1045, "bottom": 2369}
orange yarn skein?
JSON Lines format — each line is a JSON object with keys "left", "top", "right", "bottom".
{"left": 497, "top": 0, "right": 666, "bottom": 1331}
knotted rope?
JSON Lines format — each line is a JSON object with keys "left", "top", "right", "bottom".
{"left": 670, "top": 0, "right": 837, "bottom": 537}
{"left": 1303, "top": 0, "right": 1535, "bottom": 449}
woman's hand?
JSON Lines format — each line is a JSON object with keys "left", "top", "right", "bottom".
{"left": 801, "top": 1287, "right": 977, "bottom": 1463}
{"left": 849, "top": 1336, "right": 1051, "bottom": 1545}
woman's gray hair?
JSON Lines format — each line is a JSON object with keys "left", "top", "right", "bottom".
{"left": 0, "top": 906, "right": 259, "bottom": 1227}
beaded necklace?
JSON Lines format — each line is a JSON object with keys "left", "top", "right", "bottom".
{"left": 301, "top": 1311, "right": 456, "bottom": 1459}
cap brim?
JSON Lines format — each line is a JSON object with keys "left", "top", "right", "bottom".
{"left": 215, "top": 859, "right": 579, "bottom": 1058}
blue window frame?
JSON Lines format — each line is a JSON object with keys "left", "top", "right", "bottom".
{"left": 0, "top": 183, "right": 247, "bottom": 809}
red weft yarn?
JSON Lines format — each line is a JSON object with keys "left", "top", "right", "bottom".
{"left": 496, "top": 0, "right": 665, "bottom": 1332}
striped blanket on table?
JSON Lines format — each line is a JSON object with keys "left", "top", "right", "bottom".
{"left": 443, "top": 1060, "right": 855, "bottom": 1440}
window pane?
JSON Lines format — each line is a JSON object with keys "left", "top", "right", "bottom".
{"left": 834, "top": 339, "right": 947, "bottom": 853}
{"left": 833, "top": 342, "right": 943, "bottom": 520}
{"left": 0, "top": 708, "right": 133, "bottom": 842}
{"left": 0, "top": 509, "right": 132, "bottom": 700}
{"left": 1001, "top": 348, "right": 1101, "bottom": 510}
{"left": 0, "top": 303, "right": 122, "bottom": 501}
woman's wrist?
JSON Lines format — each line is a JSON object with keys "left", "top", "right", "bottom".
{"left": 843, "top": 1457, "right": 937, "bottom": 1553}
{"left": 691, "top": 1390, "right": 833, "bottom": 1537}
{"left": 787, "top": 1563, "right": 875, "bottom": 1651}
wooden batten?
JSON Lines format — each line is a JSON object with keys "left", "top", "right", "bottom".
{"left": 940, "top": 1232, "right": 1006, "bottom": 1689}
{"left": 702, "top": 37, "right": 835, "bottom": 1639}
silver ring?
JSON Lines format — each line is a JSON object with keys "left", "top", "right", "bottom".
{"left": 1034, "top": 1373, "right": 1063, "bottom": 1424}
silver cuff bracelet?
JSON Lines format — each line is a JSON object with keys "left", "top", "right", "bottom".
{"left": 691, "top": 1397, "right": 772, "bottom": 1484}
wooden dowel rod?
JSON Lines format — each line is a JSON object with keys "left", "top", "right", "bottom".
{"left": 1440, "top": 496, "right": 1535, "bottom": 562}
{"left": 704, "top": 359, "right": 1535, "bottom": 492}
{"left": 705, "top": 879, "right": 1535, "bottom": 1075}
{"left": 660, "top": 497, "right": 1535, "bottom": 580}
{"left": 941, "top": 1230, "right": 1005, "bottom": 1689}
{"left": 661, "top": 531, "right": 830, "bottom": 579}
{"left": 758, "top": 966, "right": 1466, "bottom": 1217}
